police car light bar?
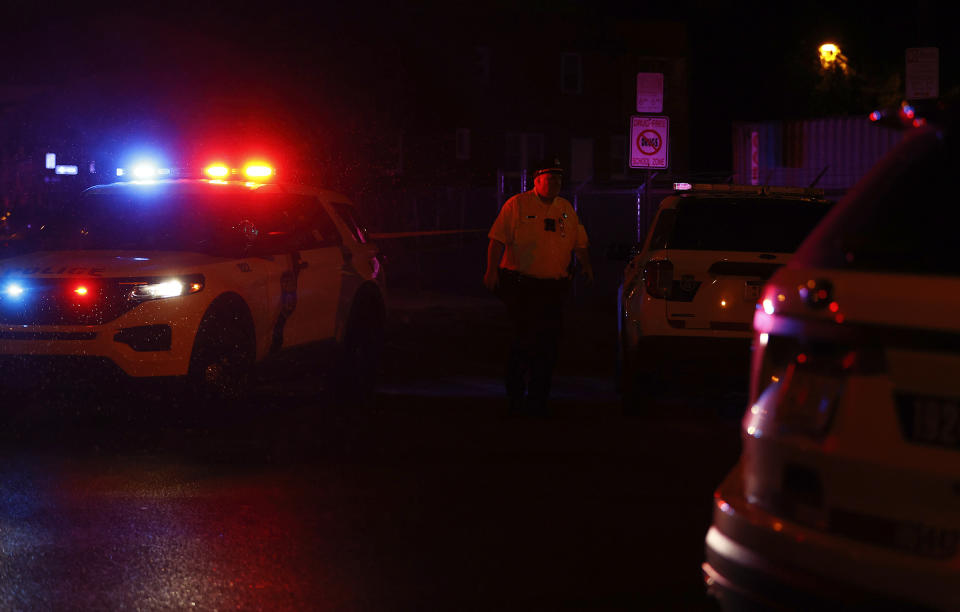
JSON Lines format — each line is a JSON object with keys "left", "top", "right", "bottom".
{"left": 116, "top": 165, "right": 173, "bottom": 179}
{"left": 204, "top": 164, "right": 230, "bottom": 178}
{"left": 203, "top": 162, "right": 275, "bottom": 181}
{"left": 243, "top": 164, "right": 274, "bottom": 179}
{"left": 133, "top": 163, "right": 158, "bottom": 179}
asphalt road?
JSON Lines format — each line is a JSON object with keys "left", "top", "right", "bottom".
{"left": 0, "top": 289, "right": 744, "bottom": 611}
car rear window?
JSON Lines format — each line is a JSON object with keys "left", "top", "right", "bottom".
{"left": 795, "top": 126, "right": 960, "bottom": 276}
{"left": 667, "top": 197, "right": 832, "bottom": 252}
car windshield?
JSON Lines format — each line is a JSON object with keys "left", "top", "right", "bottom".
{"left": 9, "top": 189, "right": 310, "bottom": 256}
{"left": 667, "top": 197, "right": 832, "bottom": 252}
{"left": 795, "top": 126, "right": 960, "bottom": 276}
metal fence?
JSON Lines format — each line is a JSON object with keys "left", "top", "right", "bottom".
{"left": 363, "top": 180, "right": 662, "bottom": 308}
{"left": 732, "top": 116, "right": 904, "bottom": 196}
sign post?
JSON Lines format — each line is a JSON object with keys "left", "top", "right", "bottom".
{"left": 636, "top": 73, "right": 664, "bottom": 113}
{"left": 629, "top": 115, "right": 669, "bottom": 170}
{"left": 629, "top": 115, "right": 669, "bottom": 243}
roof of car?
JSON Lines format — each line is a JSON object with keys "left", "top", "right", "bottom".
{"left": 659, "top": 184, "right": 828, "bottom": 208}
{"left": 82, "top": 179, "right": 353, "bottom": 204}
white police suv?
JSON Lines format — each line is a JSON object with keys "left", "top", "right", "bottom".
{"left": 704, "top": 113, "right": 960, "bottom": 609}
{"left": 618, "top": 184, "right": 832, "bottom": 410}
{"left": 0, "top": 163, "right": 386, "bottom": 403}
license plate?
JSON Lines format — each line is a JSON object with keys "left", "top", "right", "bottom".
{"left": 897, "top": 394, "right": 960, "bottom": 448}
{"left": 744, "top": 281, "right": 762, "bottom": 301}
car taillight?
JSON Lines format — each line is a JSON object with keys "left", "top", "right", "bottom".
{"left": 747, "top": 332, "right": 886, "bottom": 438}
{"left": 642, "top": 259, "right": 673, "bottom": 298}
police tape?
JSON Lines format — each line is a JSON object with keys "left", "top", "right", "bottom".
{"left": 368, "top": 229, "right": 488, "bottom": 239}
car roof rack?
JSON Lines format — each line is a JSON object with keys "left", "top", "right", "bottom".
{"left": 672, "top": 182, "right": 825, "bottom": 198}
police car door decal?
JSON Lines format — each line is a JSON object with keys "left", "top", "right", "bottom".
{"left": 274, "top": 201, "right": 343, "bottom": 347}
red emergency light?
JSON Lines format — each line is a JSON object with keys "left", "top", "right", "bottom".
{"left": 243, "top": 163, "right": 274, "bottom": 179}
{"left": 204, "top": 164, "right": 230, "bottom": 178}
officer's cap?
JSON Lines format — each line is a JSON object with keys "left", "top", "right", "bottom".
{"left": 533, "top": 155, "right": 563, "bottom": 177}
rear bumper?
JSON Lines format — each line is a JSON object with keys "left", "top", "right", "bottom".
{"left": 704, "top": 470, "right": 951, "bottom": 611}
{"left": 703, "top": 529, "right": 932, "bottom": 612}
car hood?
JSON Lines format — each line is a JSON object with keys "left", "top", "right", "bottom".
{"left": 0, "top": 251, "right": 225, "bottom": 278}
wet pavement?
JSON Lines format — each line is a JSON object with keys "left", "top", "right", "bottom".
{"left": 0, "top": 288, "right": 742, "bottom": 610}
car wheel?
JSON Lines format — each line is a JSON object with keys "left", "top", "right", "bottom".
{"left": 188, "top": 310, "right": 255, "bottom": 406}
{"left": 330, "top": 297, "right": 384, "bottom": 407}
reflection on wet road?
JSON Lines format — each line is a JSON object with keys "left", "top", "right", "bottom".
{"left": 0, "top": 292, "right": 741, "bottom": 610}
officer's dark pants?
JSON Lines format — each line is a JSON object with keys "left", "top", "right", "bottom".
{"left": 497, "top": 268, "right": 570, "bottom": 413}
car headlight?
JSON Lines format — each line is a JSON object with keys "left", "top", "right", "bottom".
{"left": 126, "top": 275, "right": 204, "bottom": 301}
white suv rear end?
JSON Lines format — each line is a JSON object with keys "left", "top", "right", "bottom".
{"left": 704, "top": 114, "right": 960, "bottom": 609}
{"left": 619, "top": 185, "right": 832, "bottom": 409}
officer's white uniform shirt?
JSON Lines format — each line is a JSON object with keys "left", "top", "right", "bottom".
{"left": 488, "top": 190, "right": 589, "bottom": 280}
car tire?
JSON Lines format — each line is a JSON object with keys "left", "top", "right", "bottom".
{"left": 188, "top": 309, "right": 255, "bottom": 407}
{"left": 330, "top": 295, "right": 384, "bottom": 407}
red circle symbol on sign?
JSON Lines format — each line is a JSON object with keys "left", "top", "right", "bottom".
{"left": 636, "top": 129, "right": 662, "bottom": 155}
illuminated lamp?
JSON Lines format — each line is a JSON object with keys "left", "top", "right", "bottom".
{"left": 55, "top": 165, "right": 79, "bottom": 175}
{"left": 243, "top": 163, "right": 274, "bottom": 179}
{"left": 133, "top": 163, "right": 158, "bottom": 179}
{"left": 74, "top": 286, "right": 89, "bottom": 296}
{"left": 4, "top": 282, "right": 25, "bottom": 297}
{"left": 205, "top": 164, "right": 230, "bottom": 178}
{"left": 46, "top": 153, "right": 56, "bottom": 169}
{"left": 869, "top": 110, "right": 882, "bottom": 122}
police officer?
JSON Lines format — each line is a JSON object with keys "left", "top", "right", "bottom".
{"left": 483, "top": 155, "right": 593, "bottom": 415}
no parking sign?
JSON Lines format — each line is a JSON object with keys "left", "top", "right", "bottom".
{"left": 629, "top": 115, "right": 669, "bottom": 170}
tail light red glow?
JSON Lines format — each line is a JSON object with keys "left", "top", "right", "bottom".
{"left": 74, "top": 286, "right": 89, "bottom": 296}
{"left": 642, "top": 260, "right": 673, "bottom": 298}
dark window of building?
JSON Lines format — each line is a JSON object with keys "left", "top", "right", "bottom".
{"left": 610, "top": 135, "right": 626, "bottom": 178}
{"left": 561, "top": 53, "right": 582, "bottom": 94}
{"left": 456, "top": 128, "right": 471, "bottom": 160}
{"left": 474, "top": 46, "right": 490, "bottom": 83}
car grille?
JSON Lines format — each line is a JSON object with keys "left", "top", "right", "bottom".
{"left": 0, "top": 279, "right": 139, "bottom": 325}
{"left": 0, "top": 331, "right": 97, "bottom": 340}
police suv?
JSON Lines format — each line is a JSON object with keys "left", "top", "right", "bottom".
{"left": 618, "top": 183, "right": 832, "bottom": 410}
{"left": 704, "top": 112, "right": 960, "bottom": 610}
{"left": 0, "top": 163, "right": 386, "bottom": 403}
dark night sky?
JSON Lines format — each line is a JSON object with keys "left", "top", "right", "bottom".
{"left": 0, "top": 1, "right": 954, "bottom": 173}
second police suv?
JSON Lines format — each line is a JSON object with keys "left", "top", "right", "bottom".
{"left": 0, "top": 161, "right": 386, "bottom": 404}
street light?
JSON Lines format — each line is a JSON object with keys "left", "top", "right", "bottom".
{"left": 818, "top": 42, "right": 849, "bottom": 74}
